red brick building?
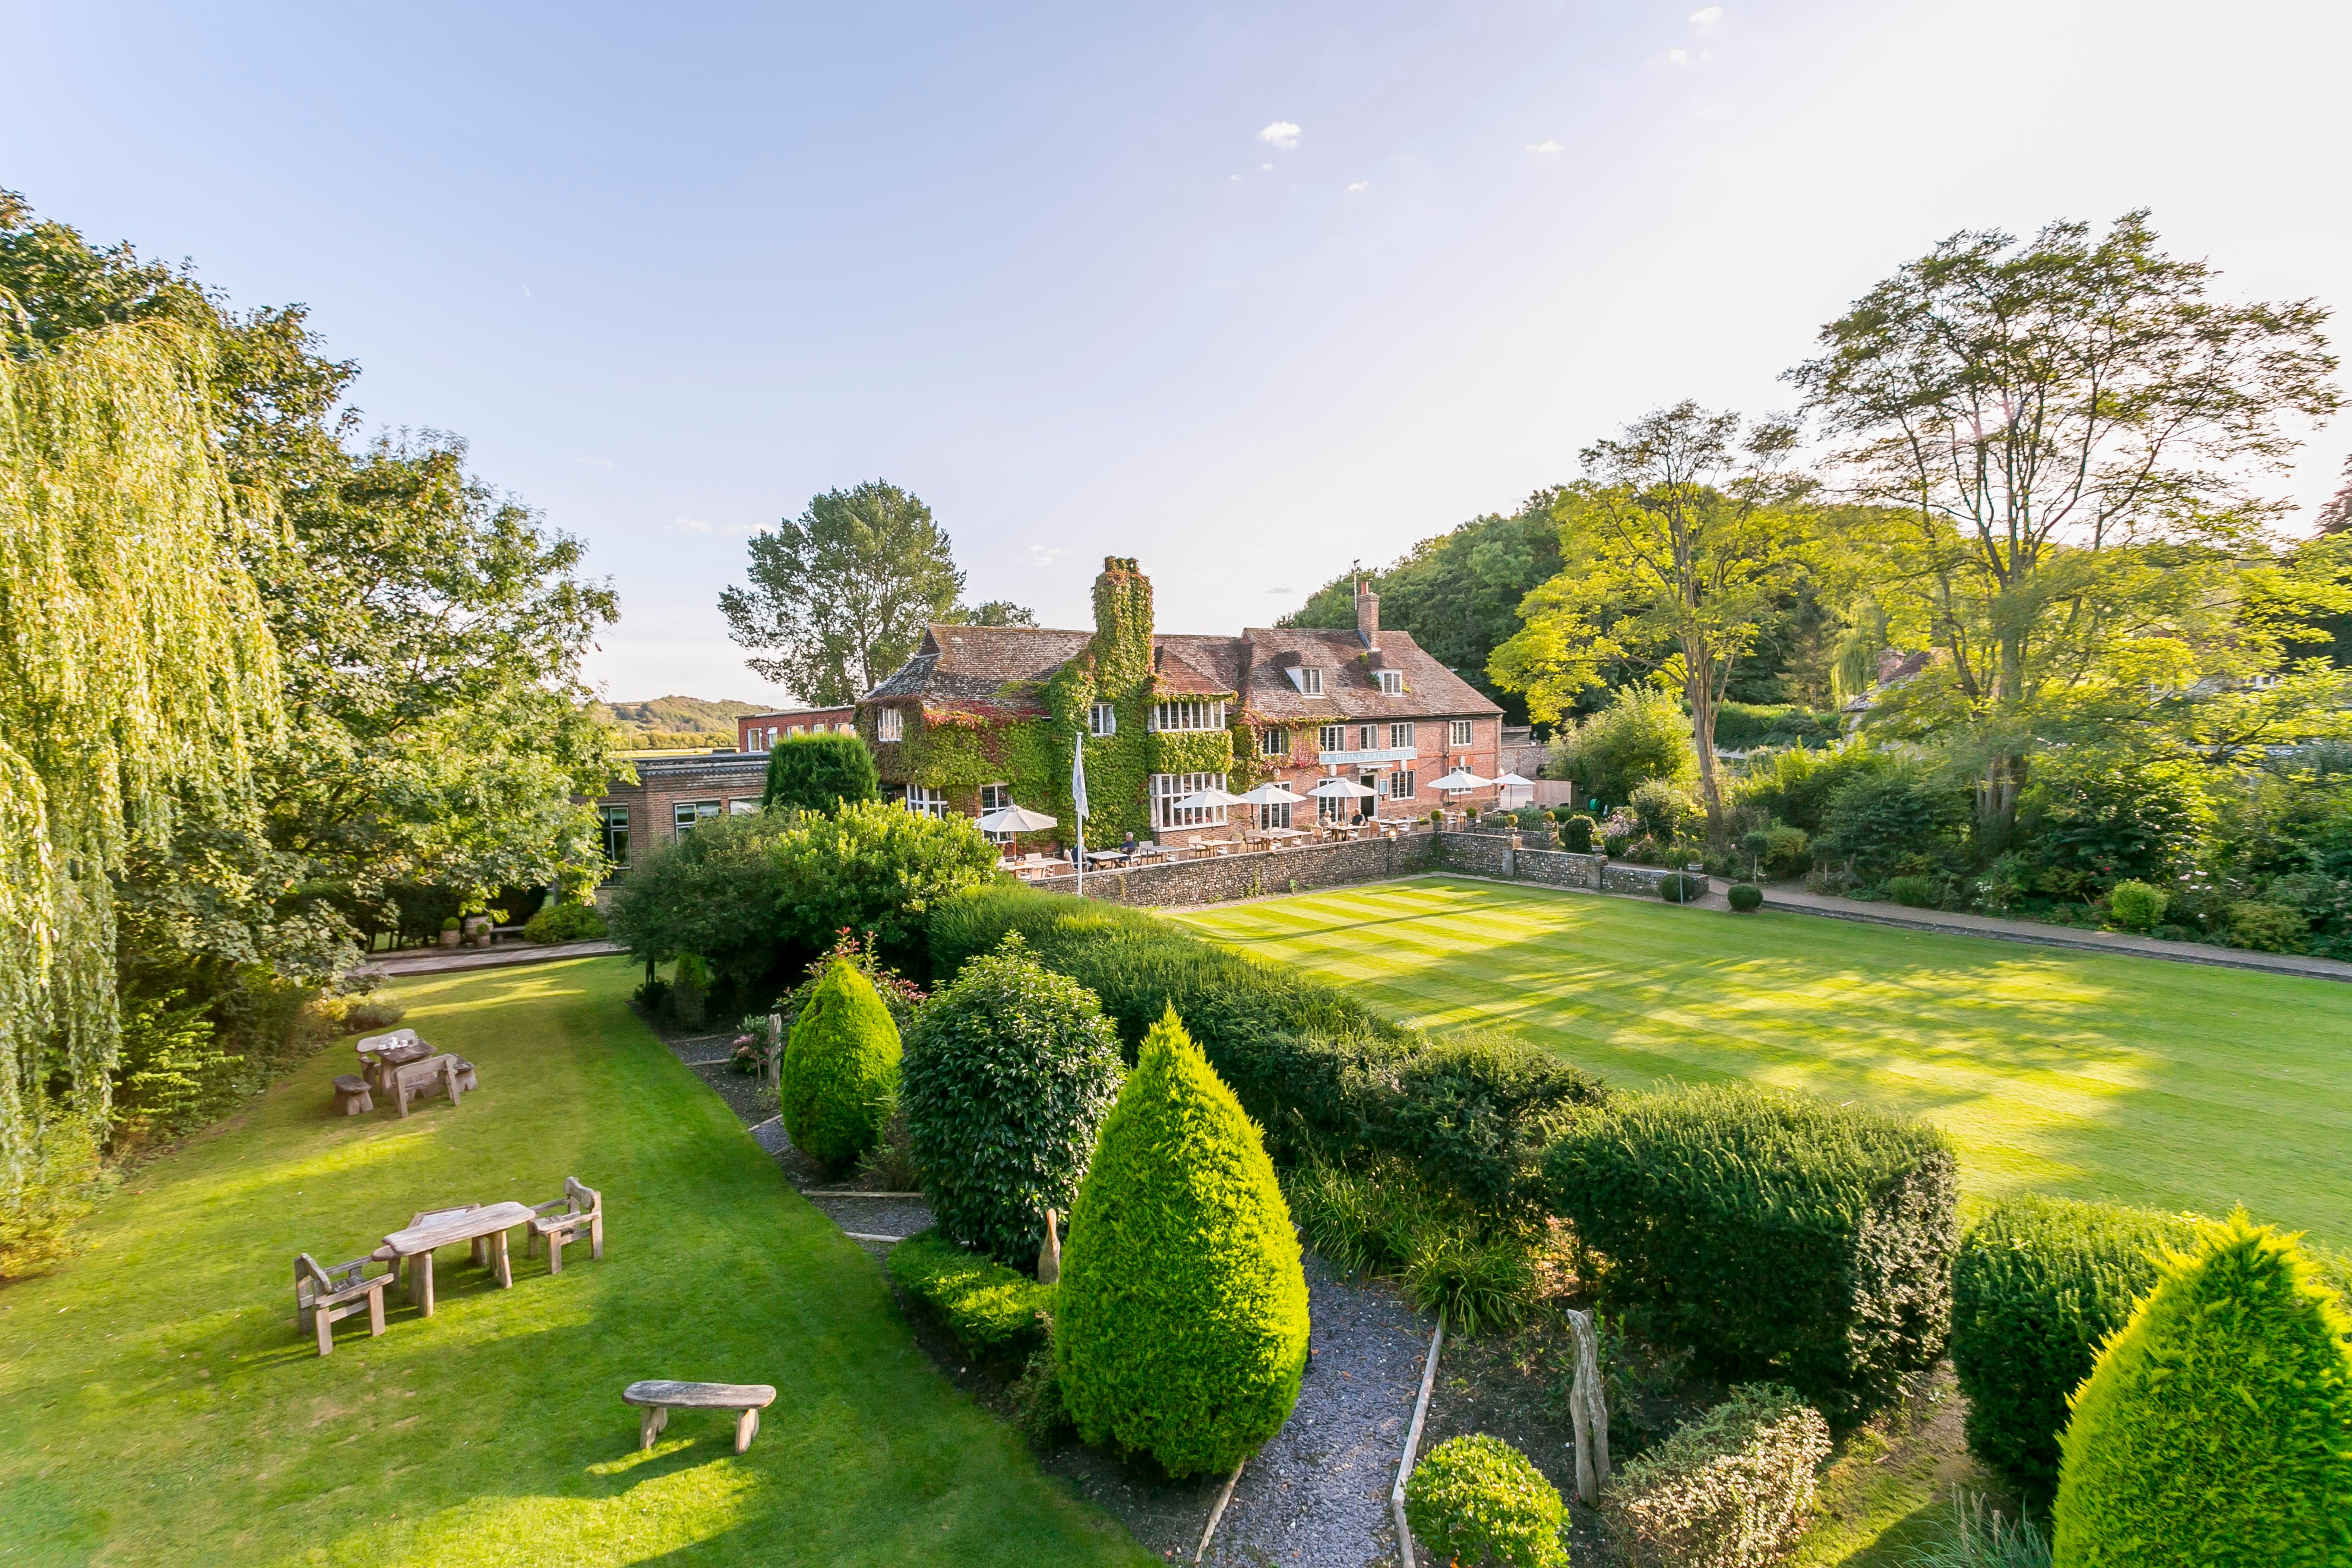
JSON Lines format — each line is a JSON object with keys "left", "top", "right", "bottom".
{"left": 590, "top": 751, "right": 772, "bottom": 879}
{"left": 735, "top": 706, "right": 859, "bottom": 753}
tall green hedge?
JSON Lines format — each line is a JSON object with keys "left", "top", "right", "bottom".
{"left": 1951, "top": 1195, "right": 2198, "bottom": 1510}
{"left": 902, "top": 935, "right": 1124, "bottom": 1265}
{"left": 2053, "top": 1212, "right": 2352, "bottom": 1566}
{"left": 928, "top": 885, "right": 1606, "bottom": 1210}
{"left": 780, "top": 960, "right": 902, "bottom": 1167}
{"left": 761, "top": 732, "right": 879, "bottom": 813}
{"left": 1542, "top": 1083, "right": 1958, "bottom": 1421}
{"left": 1055, "top": 1007, "right": 1310, "bottom": 1477}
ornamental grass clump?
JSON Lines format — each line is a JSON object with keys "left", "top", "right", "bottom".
{"left": 2051, "top": 1211, "right": 2352, "bottom": 1567}
{"left": 903, "top": 934, "right": 1123, "bottom": 1264}
{"left": 1600, "top": 1383, "right": 1831, "bottom": 1568}
{"left": 1055, "top": 1007, "right": 1309, "bottom": 1477}
{"left": 779, "top": 960, "right": 901, "bottom": 1168}
{"left": 1404, "top": 1434, "right": 1567, "bottom": 1568}
{"left": 1949, "top": 1196, "right": 2197, "bottom": 1510}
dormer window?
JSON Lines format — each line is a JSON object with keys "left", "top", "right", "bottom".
{"left": 1288, "top": 666, "right": 1324, "bottom": 696}
{"left": 875, "top": 707, "right": 905, "bottom": 742}
{"left": 1377, "top": 671, "right": 1403, "bottom": 696}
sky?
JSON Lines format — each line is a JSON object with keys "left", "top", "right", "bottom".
{"left": 7, "top": 1, "right": 2351, "bottom": 704}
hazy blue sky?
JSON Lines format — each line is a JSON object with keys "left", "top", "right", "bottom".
{"left": 8, "top": 2, "right": 2349, "bottom": 701}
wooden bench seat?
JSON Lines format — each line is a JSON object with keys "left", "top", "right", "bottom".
{"left": 293, "top": 1252, "right": 394, "bottom": 1355}
{"left": 331, "top": 1074, "right": 374, "bottom": 1115}
{"left": 525, "top": 1177, "right": 603, "bottom": 1274}
{"left": 389, "top": 1053, "right": 476, "bottom": 1116}
{"left": 621, "top": 1380, "right": 777, "bottom": 1453}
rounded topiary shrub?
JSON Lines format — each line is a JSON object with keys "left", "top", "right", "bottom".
{"left": 1658, "top": 871, "right": 1703, "bottom": 903}
{"left": 1404, "top": 1434, "right": 1566, "bottom": 1568}
{"left": 1727, "top": 883, "right": 1763, "bottom": 913}
{"left": 780, "top": 959, "right": 902, "bottom": 1168}
{"left": 903, "top": 934, "right": 1124, "bottom": 1264}
{"left": 2104, "top": 880, "right": 2166, "bottom": 932}
{"left": 1558, "top": 813, "right": 1596, "bottom": 853}
{"left": 1055, "top": 1006, "right": 1310, "bottom": 1477}
{"left": 2052, "top": 1212, "right": 2352, "bottom": 1566}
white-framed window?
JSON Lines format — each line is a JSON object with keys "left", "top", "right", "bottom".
{"left": 1388, "top": 771, "right": 1416, "bottom": 799}
{"left": 1319, "top": 723, "right": 1345, "bottom": 753}
{"left": 1389, "top": 722, "right": 1414, "bottom": 749}
{"left": 673, "top": 800, "right": 720, "bottom": 838}
{"left": 1089, "top": 701, "right": 1117, "bottom": 737}
{"left": 1378, "top": 670, "right": 1403, "bottom": 696}
{"left": 728, "top": 799, "right": 759, "bottom": 815}
{"left": 1288, "top": 666, "right": 1323, "bottom": 696}
{"left": 1150, "top": 700, "right": 1226, "bottom": 733}
{"left": 1151, "top": 772, "right": 1229, "bottom": 830}
{"left": 1256, "top": 801, "right": 1293, "bottom": 830}
{"left": 1357, "top": 724, "right": 1377, "bottom": 750}
{"left": 600, "top": 804, "right": 631, "bottom": 865}
{"left": 1259, "top": 726, "right": 1288, "bottom": 758}
{"left": 1449, "top": 719, "right": 1474, "bottom": 748}
{"left": 981, "top": 782, "right": 1011, "bottom": 813}
{"left": 905, "top": 785, "right": 949, "bottom": 818}
{"left": 876, "top": 707, "right": 905, "bottom": 742}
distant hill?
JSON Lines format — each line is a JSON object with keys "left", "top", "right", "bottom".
{"left": 594, "top": 696, "right": 770, "bottom": 738}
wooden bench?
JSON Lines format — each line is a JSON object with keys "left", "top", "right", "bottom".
{"left": 388, "top": 1053, "right": 477, "bottom": 1117}
{"left": 331, "top": 1074, "right": 375, "bottom": 1115}
{"left": 526, "top": 1177, "right": 603, "bottom": 1274}
{"left": 293, "top": 1252, "right": 394, "bottom": 1355}
{"left": 621, "top": 1380, "right": 777, "bottom": 1453}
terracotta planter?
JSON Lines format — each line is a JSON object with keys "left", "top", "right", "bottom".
{"left": 439, "top": 930, "right": 460, "bottom": 949}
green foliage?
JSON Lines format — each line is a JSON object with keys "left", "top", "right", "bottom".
{"left": 1899, "top": 1496, "right": 2051, "bottom": 1568}
{"left": 2016, "top": 753, "right": 2210, "bottom": 899}
{"left": 1056, "top": 1008, "right": 1309, "bottom": 1477}
{"left": 2051, "top": 1212, "right": 2352, "bottom": 1567}
{"left": 1949, "top": 1196, "right": 2198, "bottom": 1510}
{"left": 1548, "top": 687, "right": 1695, "bottom": 807}
{"left": 884, "top": 1229, "right": 1056, "bottom": 1362}
{"left": 1558, "top": 813, "right": 1596, "bottom": 852}
{"left": 1657, "top": 871, "right": 1704, "bottom": 903}
{"left": 772, "top": 799, "right": 1011, "bottom": 973}
{"left": 1735, "top": 742, "right": 1890, "bottom": 837}
{"left": 1888, "top": 873, "right": 1942, "bottom": 908}
{"left": 111, "top": 994, "right": 243, "bottom": 1139}
{"left": 1544, "top": 1084, "right": 1959, "bottom": 1421}
{"left": 761, "top": 733, "right": 879, "bottom": 813}
{"left": 523, "top": 902, "right": 607, "bottom": 943}
{"left": 2227, "top": 899, "right": 2309, "bottom": 953}
{"left": 1287, "top": 1158, "right": 1539, "bottom": 1335}
{"left": 1727, "top": 883, "right": 1763, "bottom": 912}
{"left": 1712, "top": 702, "right": 1838, "bottom": 749}
{"left": 0, "top": 1117, "right": 103, "bottom": 1279}
{"left": 1631, "top": 777, "right": 1702, "bottom": 842}
{"left": 1820, "top": 765, "right": 1970, "bottom": 880}
{"left": 1403, "top": 1434, "right": 1567, "bottom": 1568}
{"left": 902, "top": 935, "right": 1124, "bottom": 1264}
{"left": 1011, "top": 1346, "right": 1075, "bottom": 1449}
{"left": 670, "top": 953, "right": 710, "bottom": 1028}
{"left": 2103, "top": 880, "right": 2167, "bottom": 932}
{"left": 1600, "top": 1383, "right": 1833, "bottom": 1568}
{"left": 1403, "top": 1225, "right": 1538, "bottom": 1338}
{"left": 605, "top": 810, "right": 802, "bottom": 997}
{"left": 780, "top": 960, "right": 903, "bottom": 1168}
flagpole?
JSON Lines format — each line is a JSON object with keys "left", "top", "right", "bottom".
{"left": 1072, "top": 730, "right": 1088, "bottom": 897}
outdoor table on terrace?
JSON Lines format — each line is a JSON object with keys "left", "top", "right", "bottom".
{"left": 378, "top": 1199, "right": 535, "bottom": 1316}
{"left": 356, "top": 1032, "right": 434, "bottom": 1095}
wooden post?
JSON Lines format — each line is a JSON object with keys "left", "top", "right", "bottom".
{"left": 1563, "top": 1308, "right": 1610, "bottom": 1505}
{"left": 1038, "top": 1208, "right": 1061, "bottom": 1285}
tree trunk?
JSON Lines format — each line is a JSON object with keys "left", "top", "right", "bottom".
{"left": 1686, "top": 643, "right": 1727, "bottom": 849}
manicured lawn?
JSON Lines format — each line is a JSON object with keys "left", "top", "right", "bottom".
{"left": 0, "top": 957, "right": 1147, "bottom": 1568}
{"left": 1180, "top": 877, "right": 2352, "bottom": 1247}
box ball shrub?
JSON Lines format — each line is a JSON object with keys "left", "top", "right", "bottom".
{"left": 1055, "top": 1006, "right": 1310, "bottom": 1477}
{"left": 902, "top": 934, "right": 1124, "bottom": 1264}
{"left": 1559, "top": 813, "right": 1596, "bottom": 853}
{"left": 1601, "top": 1383, "right": 1832, "bottom": 1568}
{"left": 1544, "top": 1085, "right": 1958, "bottom": 1421}
{"left": 1658, "top": 871, "right": 1704, "bottom": 903}
{"left": 1950, "top": 1195, "right": 2196, "bottom": 1509}
{"left": 1404, "top": 1434, "right": 1566, "bottom": 1568}
{"left": 2051, "top": 1212, "right": 2352, "bottom": 1567}
{"left": 780, "top": 959, "right": 902, "bottom": 1167}
{"left": 2103, "top": 880, "right": 2166, "bottom": 933}
{"left": 1727, "top": 883, "right": 1763, "bottom": 913}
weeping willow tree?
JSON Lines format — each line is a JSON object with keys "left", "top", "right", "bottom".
{"left": 0, "top": 300, "right": 280, "bottom": 1229}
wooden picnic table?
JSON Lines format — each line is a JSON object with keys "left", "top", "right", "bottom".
{"left": 379, "top": 1200, "right": 535, "bottom": 1316}
{"left": 356, "top": 1031, "right": 434, "bottom": 1095}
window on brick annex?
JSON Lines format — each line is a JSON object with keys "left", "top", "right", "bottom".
{"left": 1256, "top": 801, "right": 1293, "bottom": 830}
{"left": 1089, "top": 702, "right": 1117, "bottom": 737}
{"left": 601, "top": 804, "right": 630, "bottom": 865}
{"left": 728, "top": 799, "right": 758, "bottom": 815}
{"left": 673, "top": 800, "right": 719, "bottom": 838}
{"left": 1319, "top": 723, "right": 1345, "bottom": 753}
{"left": 1388, "top": 771, "right": 1416, "bottom": 799}
{"left": 876, "top": 707, "right": 905, "bottom": 742}
{"left": 1449, "top": 719, "right": 1474, "bottom": 747}
{"left": 1259, "top": 726, "right": 1288, "bottom": 758}
{"left": 1389, "top": 722, "right": 1414, "bottom": 749}
{"left": 1378, "top": 670, "right": 1403, "bottom": 696}
{"left": 1151, "top": 772, "right": 1229, "bottom": 830}
{"left": 981, "top": 782, "right": 1011, "bottom": 813}
{"left": 905, "top": 785, "right": 949, "bottom": 818}
{"left": 1150, "top": 700, "right": 1225, "bottom": 733}
{"left": 1357, "top": 724, "right": 1377, "bottom": 750}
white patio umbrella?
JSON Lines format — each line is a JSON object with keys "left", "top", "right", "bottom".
{"left": 1307, "top": 777, "right": 1377, "bottom": 798}
{"left": 973, "top": 804, "right": 1058, "bottom": 835}
{"left": 1431, "top": 768, "right": 1496, "bottom": 792}
{"left": 1236, "top": 782, "right": 1309, "bottom": 805}
{"left": 1492, "top": 770, "right": 1537, "bottom": 804}
{"left": 1171, "top": 785, "right": 1247, "bottom": 812}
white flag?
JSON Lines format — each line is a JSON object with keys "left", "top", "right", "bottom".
{"left": 1071, "top": 731, "right": 1090, "bottom": 820}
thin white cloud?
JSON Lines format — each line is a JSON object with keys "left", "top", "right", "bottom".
{"left": 1668, "top": 48, "right": 1690, "bottom": 65}
{"left": 1030, "top": 544, "right": 1068, "bottom": 568}
{"left": 720, "top": 522, "right": 761, "bottom": 537}
{"left": 1689, "top": 5, "right": 1724, "bottom": 26}
{"left": 1257, "top": 121, "right": 1301, "bottom": 150}
{"left": 1345, "top": 181, "right": 1369, "bottom": 194}
{"left": 1230, "top": 173, "right": 1244, "bottom": 182}
{"left": 666, "top": 517, "right": 713, "bottom": 533}
{"left": 1261, "top": 162, "right": 1274, "bottom": 172}
{"left": 1526, "top": 138, "right": 1564, "bottom": 154}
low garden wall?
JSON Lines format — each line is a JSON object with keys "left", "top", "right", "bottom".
{"left": 1029, "top": 831, "right": 1703, "bottom": 908}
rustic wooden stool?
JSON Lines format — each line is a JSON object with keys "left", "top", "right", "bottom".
{"left": 621, "top": 1381, "right": 777, "bottom": 1453}
{"left": 331, "top": 1074, "right": 375, "bottom": 1115}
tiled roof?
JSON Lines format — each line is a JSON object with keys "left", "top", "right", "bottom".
{"left": 1237, "top": 627, "right": 1501, "bottom": 722}
{"left": 865, "top": 626, "right": 1095, "bottom": 710}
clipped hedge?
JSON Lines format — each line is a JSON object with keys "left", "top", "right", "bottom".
{"left": 761, "top": 731, "right": 879, "bottom": 813}
{"left": 1404, "top": 1434, "right": 1567, "bottom": 1568}
{"left": 1601, "top": 1383, "right": 1832, "bottom": 1568}
{"left": 523, "top": 900, "right": 607, "bottom": 943}
{"left": 902, "top": 934, "right": 1124, "bottom": 1265}
{"left": 780, "top": 960, "right": 902, "bottom": 1167}
{"left": 1544, "top": 1084, "right": 1958, "bottom": 1421}
{"left": 1951, "top": 1196, "right": 2198, "bottom": 1509}
{"left": 928, "top": 885, "right": 1606, "bottom": 1210}
{"left": 1056, "top": 1007, "right": 1310, "bottom": 1477}
{"left": 886, "top": 1229, "right": 1056, "bottom": 1362}
{"left": 1727, "top": 883, "right": 1763, "bottom": 912}
{"left": 2053, "top": 1212, "right": 2352, "bottom": 1567}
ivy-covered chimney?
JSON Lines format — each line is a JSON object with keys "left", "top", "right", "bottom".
{"left": 1090, "top": 557, "right": 1154, "bottom": 692}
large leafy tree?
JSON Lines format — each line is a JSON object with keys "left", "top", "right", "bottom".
{"left": 719, "top": 480, "right": 966, "bottom": 703}
{"left": 1489, "top": 403, "right": 1811, "bottom": 844}
{"left": 1788, "top": 211, "right": 2341, "bottom": 844}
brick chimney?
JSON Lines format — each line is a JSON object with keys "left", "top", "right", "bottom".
{"left": 1354, "top": 574, "right": 1380, "bottom": 648}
